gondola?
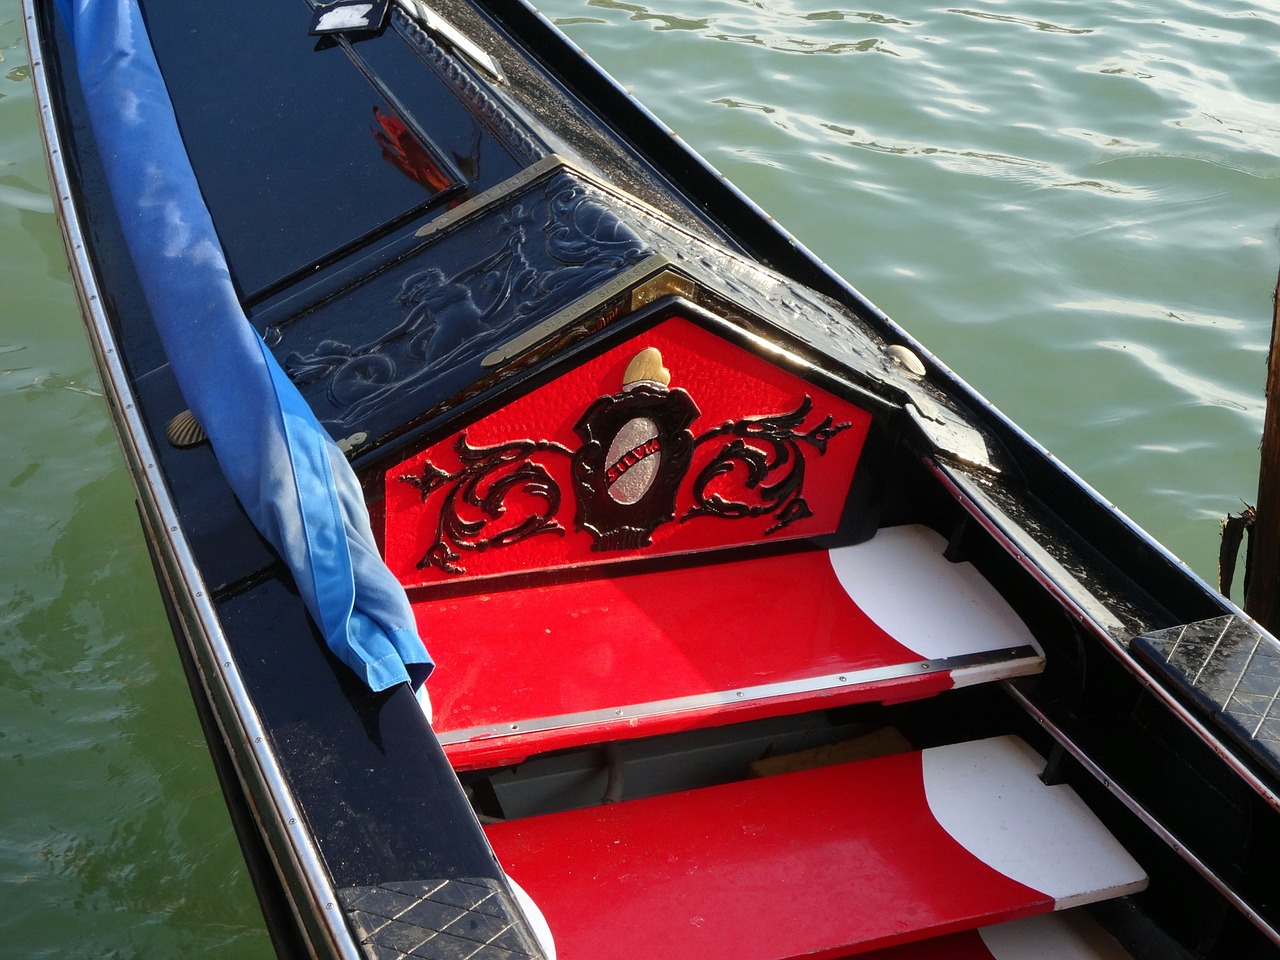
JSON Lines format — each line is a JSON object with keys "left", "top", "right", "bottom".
{"left": 22, "top": 0, "right": 1280, "bottom": 957}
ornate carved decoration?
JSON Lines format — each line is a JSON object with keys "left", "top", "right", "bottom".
{"left": 402, "top": 435, "right": 573, "bottom": 574}
{"left": 570, "top": 348, "right": 700, "bottom": 550}
{"left": 400, "top": 348, "right": 853, "bottom": 574}
{"left": 282, "top": 173, "right": 650, "bottom": 430}
{"left": 685, "top": 396, "right": 852, "bottom": 535}
{"left": 271, "top": 158, "right": 914, "bottom": 466}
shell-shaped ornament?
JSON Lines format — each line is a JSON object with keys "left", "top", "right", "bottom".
{"left": 166, "top": 409, "right": 209, "bottom": 448}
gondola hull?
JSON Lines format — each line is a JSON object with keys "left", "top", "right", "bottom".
{"left": 23, "top": 1, "right": 1280, "bottom": 958}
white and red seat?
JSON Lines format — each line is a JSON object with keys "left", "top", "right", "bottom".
{"left": 419, "top": 525, "right": 1043, "bottom": 769}
{"left": 486, "top": 736, "right": 1145, "bottom": 960}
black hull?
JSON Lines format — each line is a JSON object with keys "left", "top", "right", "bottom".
{"left": 24, "top": 1, "right": 1280, "bottom": 957}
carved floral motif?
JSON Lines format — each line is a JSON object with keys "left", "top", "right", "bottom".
{"left": 400, "top": 376, "right": 852, "bottom": 575}
{"left": 283, "top": 177, "right": 649, "bottom": 429}
{"left": 685, "top": 397, "right": 851, "bottom": 534}
{"left": 401, "top": 436, "right": 573, "bottom": 574}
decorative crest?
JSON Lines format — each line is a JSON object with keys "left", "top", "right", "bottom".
{"left": 386, "top": 320, "right": 869, "bottom": 583}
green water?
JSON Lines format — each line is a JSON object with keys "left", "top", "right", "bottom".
{"left": 1, "top": 0, "right": 1277, "bottom": 955}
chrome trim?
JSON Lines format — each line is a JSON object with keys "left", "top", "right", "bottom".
{"left": 931, "top": 460, "right": 1280, "bottom": 817}
{"left": 438, "top": 646, "right": 1042, "bottom": 745}
{"left": 414, "top": 153, "right": 566, "bottom": 241}
{"left": 481, "top": 254, "right": 674, "bottom": 367}
{"left": 415, "top": 153, "right": 675, "bottom": 246}
{"left": 21, "top": 6, "right": 362, "bottom": 958}
{"left": 1005, "top": 682, "right": 1280, "bottom": 949}
{"left": 396, "top": 0, "right": 504, "bottom": 82}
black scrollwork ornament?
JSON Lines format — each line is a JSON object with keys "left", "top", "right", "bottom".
{"left": 684, "top": 396, "right": 851, "bottom": 534}
{"left": 402, "top": 435, "right": 572, "bottom": 574}
{"left": 400, "top": 348, "right": 854, "bottom": 574}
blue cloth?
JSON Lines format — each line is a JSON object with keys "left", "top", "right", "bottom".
{"left": 59, "top": 0, "right": 432, "bottom": 691}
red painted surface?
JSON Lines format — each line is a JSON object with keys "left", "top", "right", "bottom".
{"left": 385, "top": 317, "right": 870, "bottom": 587}
{"left": 485, "top": 751, "right": 1046, "bottom": 960}
{"left": 420, "top": 549, "right": 952, "bottom": 769}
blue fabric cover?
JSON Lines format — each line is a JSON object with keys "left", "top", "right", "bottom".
{"left": 58, "top": 0, "right": 432, "bottom": 691}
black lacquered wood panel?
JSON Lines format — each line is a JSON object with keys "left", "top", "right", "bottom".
{"left": 136, "top": 0, "right": 528, "bottom": 300}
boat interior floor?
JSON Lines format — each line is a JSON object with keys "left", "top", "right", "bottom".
{"left": 482, "top": 735, "right": 1144, "bottom": 960}
{"left": 409, "top": 522, "right": 1155, "bottom": 960}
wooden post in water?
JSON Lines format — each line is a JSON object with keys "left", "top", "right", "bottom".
{"left": 1245, "top": 267, "right": 1280, "bottom": 633}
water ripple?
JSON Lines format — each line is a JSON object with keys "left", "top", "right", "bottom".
{"left": 0, "top": 180, "right": 53, "bottom": 214}
{"left": 1097, "top": 340, "right": 1262, "bottom": 417}
{"left": 1060, "top": 298, "right": 1248, "bottom": 332}
{"left": 945, "top": 8, "right": 1094, "bottom": 35}
{"left": 574, "top": 0, "right": 924, "bottom": 57}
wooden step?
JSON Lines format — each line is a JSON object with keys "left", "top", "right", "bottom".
{"left": 420, "top": 525, "right": 1045, "bottom": 769}
{"left": 484, "top": 736, "right": 1146, "bottom": 960}
{"left": 852, "top": 911, "right": 1135, "bottom": 959}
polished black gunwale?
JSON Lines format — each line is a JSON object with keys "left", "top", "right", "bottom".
{"left": 22, "top": 16, "right": 366, "bottom": 957}
{"left": 22, "top": 4, "right": 549, "bottom": 959}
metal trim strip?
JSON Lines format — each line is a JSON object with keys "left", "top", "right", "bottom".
{"left": 437, "top": 646, "right": 1043, "bottom": 745}
{"left": 480, "top": 254, "right": 674, "bottom": 367}
{"left": 414, "top": 153, "right": 566, "bottom": 241}
{"left": 1005, "top": 682, "right": 1280, "bottom": 948}
{"left": 414, "top": 152, "right": 676, "bottom": 247}
{"left": 931, "top": 459, "right": 1280, "bottom": 817}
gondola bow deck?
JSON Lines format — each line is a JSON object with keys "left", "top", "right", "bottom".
{"left": 26, "top": 0, "right": 1280, "bottom": 958}
{"left": 380, "top": 305, "right": 1133, "bottom": 960}
{"left": 387, "top": 317, "right": 1048, "bottom": 767}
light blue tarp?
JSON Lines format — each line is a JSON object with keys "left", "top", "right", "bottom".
{"left": 58, "top": 0, "right": 433, "bottom": 692}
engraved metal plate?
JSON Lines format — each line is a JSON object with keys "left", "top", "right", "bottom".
{"left": 1132, "top": 615, "right": 1280, "bottom": 773}
{"left": 339, "top": 878, "right": 542, "bottom": 960}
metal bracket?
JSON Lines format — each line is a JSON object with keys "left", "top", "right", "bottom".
{"left": 309, "top": 0, "right": 392, "bottom": 35}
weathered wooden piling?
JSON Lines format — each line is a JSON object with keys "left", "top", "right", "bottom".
{"left": 1243, "top": 267, "right": 1280, "bottom": 633}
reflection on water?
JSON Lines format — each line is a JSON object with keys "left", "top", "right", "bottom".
{"left": 945, "top": 8, "right": 1094, "bottom": 35}
{"left": 1096, "top": 340, "right": 1260, "bottom": 415}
